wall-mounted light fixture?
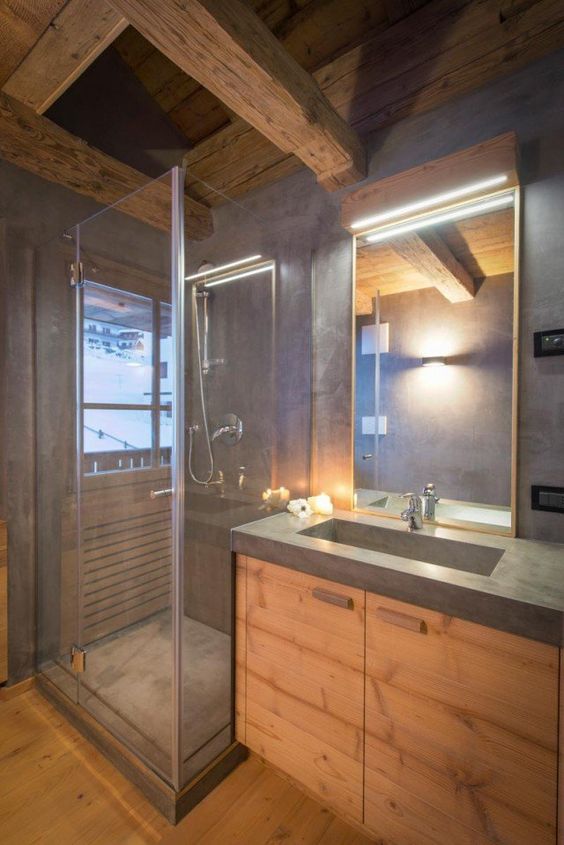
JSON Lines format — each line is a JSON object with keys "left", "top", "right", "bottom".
{"left": 351, "top": 174, "right": 508, "bottom": 231}
{"left": 422, "top": 356, "right": 447, "bottom": 367}
{"left": 362, "top": 192, "right": 514, "bottom": 245}
{"left": 186, "top": 254, "right": 262, "bottom": 281}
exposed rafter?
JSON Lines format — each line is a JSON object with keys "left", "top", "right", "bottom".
{"left": 109, "top": 0, "right": 366, "bottom": 190}
{"left": 388, "top": 231, "right": 476, "bottom": 303}
{"left": 0, "top": 0, "right": 66, "bottom": 86}
{"left": 184, "top": 0, "right": 563, "bottom": 205}
{"left": 383, "top": 0, "right": 430, "bottom": 23}
{"left": 0, "top": 91, "right": 212, "bottom": 240}
{"left": 2, "top": 0, "right": 127, "bottom": 114}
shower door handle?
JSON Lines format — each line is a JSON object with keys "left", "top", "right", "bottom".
{"left": 150, "top": 488, "right": 173, "bottom": 499}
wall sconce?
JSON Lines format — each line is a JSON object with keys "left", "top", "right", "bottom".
{"left": 422, "top": 356, "right": 447, "bottom": 367}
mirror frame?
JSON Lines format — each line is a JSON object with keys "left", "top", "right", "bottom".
{"left": 344, "top": 133, "right": 521, "bottom": 537}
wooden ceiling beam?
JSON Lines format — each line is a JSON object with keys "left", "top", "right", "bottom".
{"left": 388, "top": 230, "right": 476, "bottom": 303}
{"left": 0, "top": 0, "right": 66, "bottom": 86}
{"left": 184, "top": 0, "right": 563, "bottom": 205}
{"left": 2, "top": 0, "right": 127, "bottom": 114}
{"left": 108, "top": 0, "right": 366, "bottom": 190}
{"left": 383, "top": 0, "right": 430, "bottom": 24}
{"left": 0, "top": 91, "right": 213, "bottom": 240}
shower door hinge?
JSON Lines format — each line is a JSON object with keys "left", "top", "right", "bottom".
{"left": 70, "top": 645, "right": 87, "bottom": 673}
{"left": 69, "top": 261, "right": 85, "bottom": 288}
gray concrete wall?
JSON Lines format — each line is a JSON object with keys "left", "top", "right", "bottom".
{"left": 1, "top": 47, "right": 564, "bottom": 682}
{"left": 367, "top": 276, "right": 514, "bottom": 505}
{"left": 355, "top": 49, "right": 564, "bottom": 541}
{"left": 217, "top": 49, "right": 564, "bottom": 532}
{"left": 0, "top": 163, "right": 176, "bottom": 682}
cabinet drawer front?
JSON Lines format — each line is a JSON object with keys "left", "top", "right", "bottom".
{"left": 244, "top": 558, "right": 365, "bottom": 824}
{"left": 365, "top": 592, "right": 558, "bottom": 845}
{"left": 366, "top": 592, "right": 558, "bottom": 731}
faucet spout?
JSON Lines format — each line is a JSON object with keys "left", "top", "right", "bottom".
{"left": 422, "top": 482, "right": 440, "bottom": 520}
{"left": 401, "top": 494, "right": 423, "bottom": 531}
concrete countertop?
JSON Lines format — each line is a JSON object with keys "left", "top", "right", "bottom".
{"left": 232, "top": 509, "right": 564, "bottom": 645}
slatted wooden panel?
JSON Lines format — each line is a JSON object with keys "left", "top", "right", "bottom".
{"left": 242, "top": 557, "right": 365, "bottom": 826}
{"left": 364, "top": 591, "right": 558, "bottom": 845}
{"left": 79, "top": 469, "right": 172, "bottom": 644}
{"left": 0, "top": 521, "right": 7, "bottom": 682}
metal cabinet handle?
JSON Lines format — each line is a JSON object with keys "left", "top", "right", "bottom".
{"left": 150, "top": 488, "right": 173, "bottom": 499}
{"left": 312, "top": 587, "right": 354, "bottom": 610}
{"left": 376, "top": 606, "right": 427, "bottom": 634}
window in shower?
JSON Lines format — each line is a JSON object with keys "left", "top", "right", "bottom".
{"left": 83, "top": 282, "right": 172, "bottom": 473}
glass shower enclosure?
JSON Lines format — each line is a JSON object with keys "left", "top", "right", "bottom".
{"left": 35, "top": 167, "right": 272, "bottom": 798}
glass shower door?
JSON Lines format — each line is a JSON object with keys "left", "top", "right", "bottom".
{"left": 73, "top": 170, "right": 184, "bottom": 786}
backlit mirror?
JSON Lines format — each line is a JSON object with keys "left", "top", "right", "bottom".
{"left": 353, "top": 189, "right": 518, "bottom": 535}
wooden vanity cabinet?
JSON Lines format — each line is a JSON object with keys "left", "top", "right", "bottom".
{"left": 237, "top": 556, "right": 365, "bottom": 825}
{"left": 364, "top": 592, "right": 558, "bottom": 845}
{"left": 236, "top": 556, "right": 559, "bottom": 843}
{"left": 0, "top": 521, "right": 6, "bottom": 683}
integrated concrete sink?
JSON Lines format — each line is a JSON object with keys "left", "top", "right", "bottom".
{"left": 299, "top": 518, "right": 503, "bottom": 576}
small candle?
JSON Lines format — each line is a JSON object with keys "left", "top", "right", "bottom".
{"left": 307, "top": 492, "right": 333, "bottom": 515}
{"left": 263, "top": 487, "right": 290, "bottom": 508}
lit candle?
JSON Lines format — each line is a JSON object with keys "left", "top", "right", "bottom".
{"left": 307, "top": 493, "right": 333, "bottom": 515}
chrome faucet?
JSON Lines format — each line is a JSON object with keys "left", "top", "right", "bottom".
{"left": 422, "top": 482, "right": 440, "bottom": 520}
{"left": 206, "top": 469, "right": 225, "bottom": 496}
{"left": 401, "top": 494, "right": 423, "bottom": 531}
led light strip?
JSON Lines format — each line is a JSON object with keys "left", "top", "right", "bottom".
{"left": 351, "top": 174, "right": 509, "bottom": 231}
{"left": 364, "top": 192, "right": 514, "bottom": 244}
{"left": 186, "top": 253, "right": 262, "bottom": 281}
{"left": 203, "top": 263, "right": 274, "bottom": 288}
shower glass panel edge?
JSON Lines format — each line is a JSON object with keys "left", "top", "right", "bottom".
{"left": 171, "top": 166, "right": 185, "bottom": 791}
{"left": 73, "top": 170, "right": 180, "bottom": 786}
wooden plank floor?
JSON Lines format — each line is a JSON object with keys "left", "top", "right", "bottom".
{"left": 0, "top": 687, "right": 375, "bottom": 844}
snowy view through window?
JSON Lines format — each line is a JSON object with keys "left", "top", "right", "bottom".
{"left": 83, "top": 282, "right": 172, "bottom": 471}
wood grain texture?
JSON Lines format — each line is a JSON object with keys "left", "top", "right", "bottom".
{"left": 0, "top": 0, "right": 66, "bottom": 86}
{"left": 184, "top": 119, "right": 302, "bottom": 206}
{"left": 388, "top": 230, "right": 476, "bottom": 302}
{"left": 111, "top": 0, "right": 366, "bottom": 188}
{"left": 0, "top": 689, "right": 372, "bottom": 844}
{"left": 235, "top": 554, "right": 247, "bottom": 745}
{"left": 78, "top": 469, "right": 172, "bottom": 643}
{"left": 183, "top": 0, "right": 563, "bottom": 205}
{"left": 2, "top": 0, "right": 127, "bottom": 113}
{"left": 116, "top": 1, "right": 388, "bottom": 147}
{"left": 241, "top": 557, "right": 366, "bottom": 825}
{"left": 364, "top": 591, "right": 558, "bottom": 844}
{"left": 356, "top": 206, "right": 515, "bottom": 305}
{"left": 0, "top": 91, "right": 212, "bottom": 240}
{"left": 384, "top": 0, "right": 431, "bottom": 22}
{"left": 0, "top": 521, "right": 7, "bottom": 683}
{"left": 342, "top": 131, "right": 519, "bottom": 232}
{"left": 0, "top": 687, "right": 169, "bottom": 843}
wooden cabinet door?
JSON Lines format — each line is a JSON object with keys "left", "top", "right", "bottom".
{"left": 364, "top": 592, "right": 558, "bottom": 845}
{"left": 240, "top": 556, "right": 365, "bottom": 825}
{"left": 0, "top": 522, "right": 6, "bottom": 683}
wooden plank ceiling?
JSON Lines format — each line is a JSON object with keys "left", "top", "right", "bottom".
{"left": 0, "top": 0, "right": 563, "bottom": 222}
{"left": 128, "top": 0, "right": 560, "bottom": 208}
{"left": 355, "top": 206, "right": 515, "bottom": 313}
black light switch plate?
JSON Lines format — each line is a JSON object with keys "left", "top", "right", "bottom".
{"left": 534, "top": 328, "right": 564, "bottom": 357}
{"left": 532, "top": 485, "right": 564, "bottom": 513}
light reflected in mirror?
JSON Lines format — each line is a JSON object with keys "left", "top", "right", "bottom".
{"left": 354, "top": 194, "right": 516, "bottom": 534}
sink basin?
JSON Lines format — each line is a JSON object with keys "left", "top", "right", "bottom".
{"left": 299, "top": 519, "right": 503, "bottom": 576}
